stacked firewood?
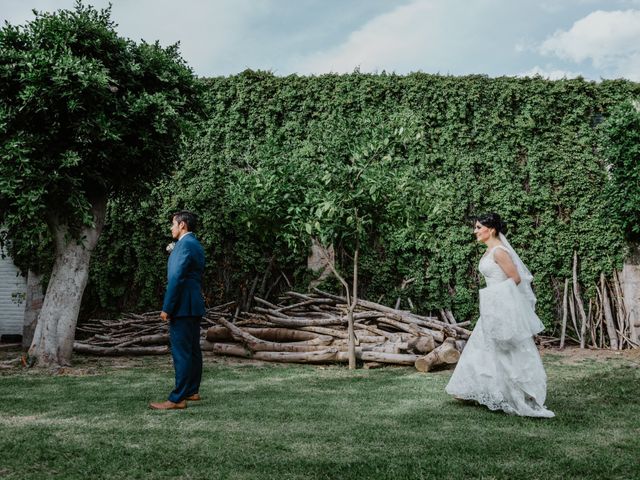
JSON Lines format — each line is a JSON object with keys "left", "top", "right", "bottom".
{"left": 74, "top": 292, "right": 471, "bottom": 371}
{"left": 202, "top": 289, "right": 471, "bottom": 371}
{"left": 73, "top": 303, "right": 234, "bottom": 356}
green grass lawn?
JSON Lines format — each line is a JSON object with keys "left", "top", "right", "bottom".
{"left": 1, "top": 350, "right": 639, "bottom": 480}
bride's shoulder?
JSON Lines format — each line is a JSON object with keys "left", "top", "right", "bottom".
{"left": 492, "top": 244, "right": 512, "bottom": 259}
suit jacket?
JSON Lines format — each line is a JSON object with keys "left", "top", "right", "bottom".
{"left": 162, "top": 233, "right": 206, "bottom": 318}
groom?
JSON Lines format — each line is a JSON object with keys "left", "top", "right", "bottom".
{"left": 150, "top": 211, "right": 206, "bottom": 410}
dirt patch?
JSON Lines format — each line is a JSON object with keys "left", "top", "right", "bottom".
{"left": 540, "top": 345, "right": 640, "bottom": 365}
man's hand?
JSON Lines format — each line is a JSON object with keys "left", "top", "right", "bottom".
{"left": 160, "top": 311, "right": 170, "bottom": 322}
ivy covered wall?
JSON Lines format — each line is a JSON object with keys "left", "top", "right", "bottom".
{"left": 85, "top": 72, "right": 640, "bottom": 328}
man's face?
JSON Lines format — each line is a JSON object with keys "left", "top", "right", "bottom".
{"left": 170, "top": 218, "right": 182, "bottom": 239}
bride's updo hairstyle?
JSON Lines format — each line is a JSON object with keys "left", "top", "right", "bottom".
{"left": 475, "top": 212, "right": 507, "bottom": 236}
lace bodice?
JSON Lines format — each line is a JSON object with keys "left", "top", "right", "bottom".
{"left": 478, "top": 245, "right": 510, "bottom": 285}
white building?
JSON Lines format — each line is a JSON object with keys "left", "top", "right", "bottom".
{"left": 0, "top": 246, "right": 26, "bottom": 338}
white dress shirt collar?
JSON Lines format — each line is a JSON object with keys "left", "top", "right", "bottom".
{"left": 178, "top": 231, "right": 194, "bottom": 242}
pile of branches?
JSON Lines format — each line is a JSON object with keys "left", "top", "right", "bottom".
{"left": 73, "top": 291, "right": 470, "bottom": 371}
{"left": 203, "top": 289, "right": 471, "bottom": 371}
{"left": 73, "top": 303, "right": 233, "bottom": 356}
{"left": 556, "top": 254, "right": 638, "bottom": 350}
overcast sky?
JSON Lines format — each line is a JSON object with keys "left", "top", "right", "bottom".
{"left": 2, "top": 0, "right": 640, "bottom": 81}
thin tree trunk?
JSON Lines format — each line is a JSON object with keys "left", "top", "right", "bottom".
{"left": 28, "top": 196, "right": 107, "bottom": 367}
{"left": 588, "top": 299, "right": 596, "bottom": 348}
{"left": 573, "top": 251, "right": 588, "bottom": 348}
{"left": 259, "top": 255, "right": 276, "bottom": 298}
{"left": 316, "top": 242, "right": 356, "bottom": 368}
{"left": 601, "top": 273, "right": 619, "bottom": 350}
{"left": 568, "top": 283, "right": 578, "bottom": 340}
{"left": 560, "top": 278, "right": 569, "bottom": 349}
{"left": 245, "top": 275, "right": 259, "bottom": 312}
{"left": 347, "top": 240, "right": 359, "bottom": 370}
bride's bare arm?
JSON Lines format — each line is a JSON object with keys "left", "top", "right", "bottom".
{"left": 494, "top": 248, "right": 521, "bottom": 285}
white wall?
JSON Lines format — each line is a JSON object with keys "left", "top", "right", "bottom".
{"left": 0, "top": 247, "right": 26, "bottom": 336}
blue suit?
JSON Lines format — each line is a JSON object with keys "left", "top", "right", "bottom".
{"left": 162, "top": 232, "right": 205, "bottom": 403}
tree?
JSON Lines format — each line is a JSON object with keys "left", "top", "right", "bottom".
{"left": 281, "top": 110, "right": 424, "bottom": 368}
{"left": 0, "top": 2, "right": 201, "bottom": 367}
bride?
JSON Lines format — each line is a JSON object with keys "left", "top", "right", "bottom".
{"left": 445, "top": 213, "right": 554, "bottom": 418}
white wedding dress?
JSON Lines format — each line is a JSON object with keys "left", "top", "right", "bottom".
{"left": 445, "top": 241, "right": 554, "bottom": 418}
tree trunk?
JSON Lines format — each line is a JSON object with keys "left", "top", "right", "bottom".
{"left": 22, "top": 270, "right": 44, "bottom": 349}
{"left": 28, "top": 197, "right": 107, "bottom": 367}
{"left": 347, "top": 244, "right": 359, "bottom": 370}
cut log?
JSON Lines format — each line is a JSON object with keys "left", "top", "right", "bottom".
{"left": 206, "top": 326, "right": 331, "bottom": 344}
{"left": 454, "top": 339, "right": 467, "bottom": 352}
{"left": 414, "top": 340, "right": 460, "bottom": 372}
{"left": 263, "top": 315, "right": 346, "bottom": 327}
{"left": 73, "top": 343, "right": 169, "bottom": 356}
{"left": 408, "top": 335, "right": 436, "bottom": 354}
{"left": 336, "top": 350, "right": 419, "bottom": 365}
{"left": 210, "top": 316, "right": 333, "bottom": 352}
{"left": 115, "top": 333, "right": 169, "bottom": 348}
{"left": 209, "top": 343, "right": 340, "bottom": 363}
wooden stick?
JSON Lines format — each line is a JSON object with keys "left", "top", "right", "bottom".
{"left": 299, "top": 326, "right": 349, "bottom": 339}
{"left": 265, "top": 274, "right": 281, "bottom": 299}
{"left": 560, "top": 278, "right": 569, "bottom": 349}
{"left": 573, "top": 251, "right": 588, "bottom": 348}
{"left": 313, "top": 288, "right": 469, "bottom": 336}
{"left": 353, "top": 322, "right": 397, "bottom": 340}
{"left": 588, "top": 299, "right": 596, "bottom": 348}
{"left": 601, "top": 273, "right": 619, "bottom": 350}
{"left": 612, "top": 271, "right": 628, "bottom": 339}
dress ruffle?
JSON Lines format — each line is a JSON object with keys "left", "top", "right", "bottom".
{"left": 479, "top": 278, "right": 545, "bottom": 343}
{"left": 445, "top": 321, "right": 554, "bottom": 417}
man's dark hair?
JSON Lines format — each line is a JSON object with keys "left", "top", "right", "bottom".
{"left": 171, "top": 210, "right": 197, "bottom": 232}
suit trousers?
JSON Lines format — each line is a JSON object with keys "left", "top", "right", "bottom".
{"left": 168, "top": 316, "right": 202, "bottom": 403}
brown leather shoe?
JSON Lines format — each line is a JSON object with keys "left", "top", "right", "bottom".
{"left": 185, "top": 393, "right": 201, "bottom": 401}
{"left": 148, "top": 400, "right": 187, "bottom": 410}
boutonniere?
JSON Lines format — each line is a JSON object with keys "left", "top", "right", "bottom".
{"left": 166, "top": 241, "right": 176, "bottom": 253}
